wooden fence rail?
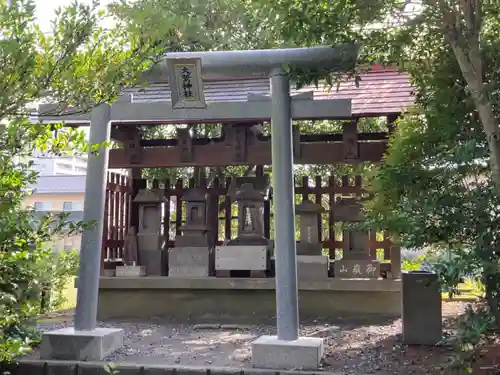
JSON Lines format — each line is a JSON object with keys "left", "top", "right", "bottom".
{"left": 101, "top": 174, "right": 397, "bottom": 273}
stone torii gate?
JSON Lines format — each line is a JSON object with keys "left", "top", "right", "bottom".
{"left": 38, "top": 44, "right": 358, "bottom": 369}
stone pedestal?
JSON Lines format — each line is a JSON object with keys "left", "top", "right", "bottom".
{"left": 297, "top": 255, "right": 329, "bottom": 281}
{"left": 294, "top": 200, "right": 328, "bottom": 280}
{"left": 218, "top": 181, "right": 271, "bottom": 273}
{"left": 296, "top": 242, "right": 323, "bottom": 256}
{"left": 252, "top": 335, "right": 324, "bottom": 370}
{"left": 169, "top": 188, "right": 211, "bottom": 277}
{"left": 136, "top": 233, "right": 163, "bottom": 252}
{"left": 215, "top": 245, "right": 268, "bottom": 271}
{"left": 40, "top": 327, "right": 123, "bottom": 360}
{"left": 133, "top": 189, "right": 166, "bottom": 275}
{"left": 139, "top": 249, "right": 168, "bottom": 276}
{"left": 169, "top": 247, "right": 209, "bottom": 277}
{"left": 402, "top": 271, "right": 442, "bottom": 345}
{"left": 115, "top": 265, "right": 146, "bottom": 277}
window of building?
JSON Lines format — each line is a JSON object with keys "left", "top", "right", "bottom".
{"left": 75, "top": 167, "right": 86, "bottom": 174}
{"left": 34, "top": 201, "right": 52, "bottom": 211}
{"left": 63, "top": 201, "right": 84, "bottom": 211}
{"left": 55, "top": 163, "right": 73, "bottom": 174}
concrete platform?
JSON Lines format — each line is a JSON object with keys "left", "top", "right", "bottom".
{"left": 40, "top": 327, "right": 123, "bottom": 360}
{"left": 252, "top": 335, "right": 324, "bottom": 370}
{"left": 96, "top": 277, "right": 401, "bottom": 323}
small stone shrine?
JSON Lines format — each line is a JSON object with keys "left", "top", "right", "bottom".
{"left": 333, "top": 197, "right": 380, "bottom": 278}
{"left": 215, "top": 178, "right": 271, "bottom": 277}
{"left": 133, "top": 188, "right": 167, "bottom": 276}
{"left": 169, "top": 188, "right": 210, "bottom": 277}
{"left": 295, "top": 199, "right": 329, "bottom": 280}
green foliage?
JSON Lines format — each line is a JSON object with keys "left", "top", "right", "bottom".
{"left": 39, "top": 249, "right": 80, "bottom": 312}
{"left": 0, "top": 0, "right": 174, "bottom": 362}
{"left": 104, "top": 362, "right": 120, "bottom": 375}
{"left": 440, "top": 304, "right": 496, "bottom": 372}
{"left": 401, "top": 255, "right": 424, "bottom": 271}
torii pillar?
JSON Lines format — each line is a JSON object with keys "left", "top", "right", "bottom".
{"left": 40, "top": 104, "right": 123, "bottom": 360}
{"left": 163, "top": 45, "right": 358, "bottom": 370}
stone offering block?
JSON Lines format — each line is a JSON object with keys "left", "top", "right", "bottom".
{"left": 334, "top": 260, "right": 380, "bottom": 279}
{"left": 115, "top": 265, "right": 146, "bottom": 277}
{"left": 138, "top": 249, "right": 168, "bottom": 276}
{"left": 169, "top": 247, "right": 210, "bottom": 277}
{"left": 297, "top": 255, "right": 329, "bottom": 281}
{"left": 215, "top": 245, "right": 268, "bottom": 271}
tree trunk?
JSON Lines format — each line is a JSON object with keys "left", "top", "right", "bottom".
{"left": 483, "top": 267, "right": 500, "bottom": 330}
{"left": 447, "top": 22, "right": 500, "bottom": 185}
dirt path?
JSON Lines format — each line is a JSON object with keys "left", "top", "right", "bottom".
{"left": 30, "top": 302, "right": 470, "bottom": 374}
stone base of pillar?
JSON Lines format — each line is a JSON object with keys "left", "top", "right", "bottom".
{"left": 40, "top": 327, "right": 123, "bottom": 360}
{"left": 168, "top": 247, "right": 210, "bottom": 277}
{"left": 297, "top": 255, "right": 329, "bottom": 281}
{"left": 251, "top": 335, "right": 324, "bottom": 370}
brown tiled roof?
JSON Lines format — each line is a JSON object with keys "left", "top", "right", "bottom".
{"left": 129, "top": 65, "right": 414, "bottom": 116}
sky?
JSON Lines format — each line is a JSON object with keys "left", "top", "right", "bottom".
{"left": 35, "top": 0, "right": 113, "bottom": 33}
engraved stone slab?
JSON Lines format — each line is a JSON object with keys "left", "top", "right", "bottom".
{"left": 297, "top": 255, "right": 329, "bottom": 281}
{"left": 215, "top": 245, "right": 268, "bottom": 271}
{"left": 115, "top": 265, "right": 146, "bottom": 277}
{"left": 334, "top": 260, "right": 380, "bottom": 279}
{"left": 169, "top": 247, "right": 210, "bottom": 277}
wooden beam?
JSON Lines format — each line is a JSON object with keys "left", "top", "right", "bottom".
{"left": 36, "top": 98, "right": 351, "bottom": 124}
{"left": 140, "top": 132, "right": 389, "bottom": 147}
{"left": 108, "top": 141, "right": 387, "bottom": 168}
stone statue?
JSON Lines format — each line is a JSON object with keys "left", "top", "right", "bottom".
{"left": 123, "top": 226, "right": 139, "bottom": 266}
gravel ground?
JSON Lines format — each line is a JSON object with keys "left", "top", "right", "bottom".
{"left": 30, "top": 302, "right": 470, "bottom": 375}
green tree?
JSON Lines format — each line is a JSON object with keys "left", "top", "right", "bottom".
{"left": 0, "top": 0, "right": 187, "bottom": 360}
{"left": 253, "top": 0, "right": 500, "bottom": 357}
{"left": 253, "top": 0, "right": 500, "bottom": 185}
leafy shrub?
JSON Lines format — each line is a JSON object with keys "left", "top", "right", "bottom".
{"left": 441, "top": 303, "right": 496, "bottom": 372}
{"left": 39, "top": 248, "right": 80, "bottom": 312}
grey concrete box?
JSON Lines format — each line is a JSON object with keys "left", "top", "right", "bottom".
{"left": 215, "top": 245, "right": 268, "bottom": 271}
{"left": 402, "top": 271, "right": 442, "bottom": 345}
{"left": 40, "top": 327, "right": 123, "bottom": 360}
{"left": 139, "top": 248, "right": 168, "bottom": 276}
{"left": 169, "top": 247, "right": 210, "bottom": 277}
{"left": 252, "top": 335, "right": 324, "bottom": 370}
{"left": 297, "top": 255, "right": 329, "bottom": 281}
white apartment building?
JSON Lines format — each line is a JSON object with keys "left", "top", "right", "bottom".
{"left": 30, "top": 151, "right": 88, "bottom": 176}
